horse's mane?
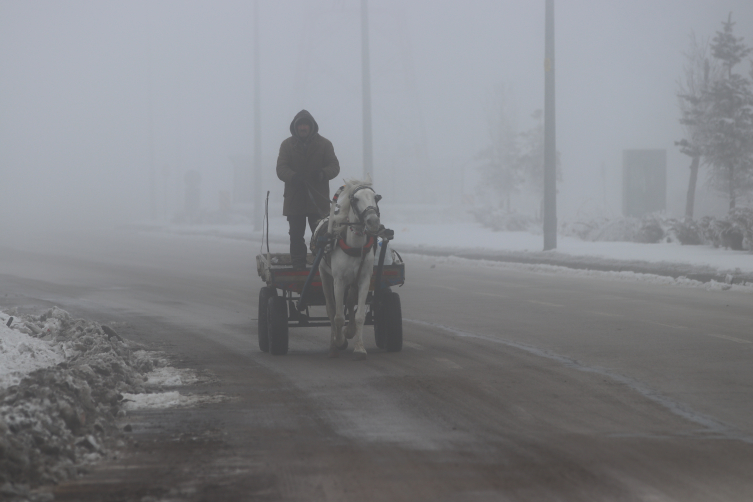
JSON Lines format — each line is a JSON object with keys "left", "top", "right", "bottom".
{"left": 329, "top": 176, "right": 373, "bottom": 232}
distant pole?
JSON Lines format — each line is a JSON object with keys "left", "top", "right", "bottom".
{"left": 148, "top": 81, "right": 156, "bottom": 221}
{"left": 361, "top": 0, "right": 374, "bottom": 181}
{"left": 543, "top": 0, "right": 557, "bottom": 250}
{"left": 147, "top": 16, "right": 156, "bottom": 221}
{"left": 253, "top": 0, "right": 263, "bottom": 231}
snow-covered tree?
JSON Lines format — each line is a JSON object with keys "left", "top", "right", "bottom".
{"left": 702, "top": 14, "right": 753, "bottom": 209}
{"left": 676, "top": 32, "right": 721, "bottom": 220}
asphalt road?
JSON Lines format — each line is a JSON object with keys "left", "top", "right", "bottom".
{"left": 2, "top": 229, "right": 753, "bottom": 501}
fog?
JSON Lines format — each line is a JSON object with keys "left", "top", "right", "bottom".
{"left": 2, "top": 1, "right": 753, "bottom": 235}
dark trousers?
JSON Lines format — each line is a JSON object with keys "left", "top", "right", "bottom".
{"left": 288, "top": 215, "right": 319, "bottom": 266}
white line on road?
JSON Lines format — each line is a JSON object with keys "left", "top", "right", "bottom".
{"left": 433, "top": 284, "right": 460, "bottom": 292}
{"left": 434, "top": 357, "right": 462, "bottom": 369}
{"left": 642, "top": 320, "right": 688, "bottom": 330}
{"left": 706, "top": 333, "right": 752, "bottom": 344}
{"left": 528, "top": 300, "right": 564, "bottom": 307}
{"left": 433, "top": 284, "right": 509, "bottom": 300}
{"left": 403, "top": 341, "right": 424, "bottom": 350}
{"left": 474, "top": 292, "right": 511, "bottom": 299}
{"left": 586, "top": 311, "right": 624, "bottom": 317}
{"left": 405, "top": 318, "right": 753, "bottom": 445}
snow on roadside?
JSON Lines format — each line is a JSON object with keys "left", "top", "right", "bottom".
{"left": 0, "top": 318, "right": 64, "bottom": 389}
{"left": 152, "top": 215, "right": 753, "bottom": 277}
{"left": 121, "top": 390, "right": 227, "bottom": 411}
{"left": 407, "top": 253, "right": 753, "bottom": 293}
{"left": 390, "top": 222, "right": 753, "bottom": 275}
{"left": 142, "top": 364, "right": 202, "bottom": 387}
{"left": 0, "top": 307, "right": 219, "bottom": 497}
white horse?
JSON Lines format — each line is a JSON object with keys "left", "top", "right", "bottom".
{"left": 318, "top": 178, "right": 381, "bottom": 359}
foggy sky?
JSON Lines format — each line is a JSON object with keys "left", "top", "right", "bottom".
{"left": 2, "top": 1, "right": 753, "bottom": 233}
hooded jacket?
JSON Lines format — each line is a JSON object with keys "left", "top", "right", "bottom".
{"left": 276, "top": 110, "right": 340, "bottom": 217}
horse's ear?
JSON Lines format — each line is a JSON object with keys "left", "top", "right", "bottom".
{"left": 375, "top": 194, "right": 382, "bottom": 203}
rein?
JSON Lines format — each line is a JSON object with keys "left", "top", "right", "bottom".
{"left": 348, "top": 185, "right": 381, "bottom": 230}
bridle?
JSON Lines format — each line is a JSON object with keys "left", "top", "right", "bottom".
{"left": 346, "top": 185, "right": 381, "bottom": 235}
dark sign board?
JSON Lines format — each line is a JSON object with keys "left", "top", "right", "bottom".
{"left": 622, "top": 149, "right": 666, "bottom": 217}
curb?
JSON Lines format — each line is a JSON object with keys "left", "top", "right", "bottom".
{"left": 132, "top": 225, "right": 753, "bottom": 286}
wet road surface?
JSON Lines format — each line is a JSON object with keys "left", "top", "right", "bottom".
{"left": 2, "top": 229, "right": 753, "bottom": 501}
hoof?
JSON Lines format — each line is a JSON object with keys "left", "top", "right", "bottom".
{"left": 345, "top": 326, "right": 356, "bottom": 339}
{"left": 352, "top": 350, "right": 367, "bottom": 361}
{"left": 337, "top": 339, "right": 348, "bottom": 351}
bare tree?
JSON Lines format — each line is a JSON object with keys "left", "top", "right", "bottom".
{"left": 476, "top": 84, "right": 522, "bottom": 211}
{"left": 517, "top": 109, "right": 561, "bottom": 218}
{"left": 477, "top": 86, "right": 561, "bottom": 216}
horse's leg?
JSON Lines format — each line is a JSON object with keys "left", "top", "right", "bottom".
{"left": 345, "top": 286, "right": 358, "bottom": 339}
{"left": 351, "top": 261, "right": 372, "bottom": 360}
{"left": 319, "top": 264, "right": 338, "bottom": 357}
{"left": 332, "top": 272, "right": 347, "bottom": 357}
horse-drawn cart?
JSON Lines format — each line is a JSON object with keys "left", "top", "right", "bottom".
{"left": 255, "top": 243, "right": 405, "bottom": 355}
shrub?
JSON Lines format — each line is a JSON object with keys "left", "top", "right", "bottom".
{"left": 728, "top": 207, "right": 753, "bottom": 251}
{"left": 634, "top": 215, "right": 665, "bottom": 243}
{"left": 668, "top": 219, "right": 704, "bottom": 245}
{"left": 696, "top": 212, "right": 751, "bottom": 250}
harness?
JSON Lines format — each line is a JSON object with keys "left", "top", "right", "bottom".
{"left": 313, "top": 184, "right": 382, "bottom": 267}
{"left": 332, "top": 185, "right": 382, "bottom": 236}
{"left": 338, "top": 235, "right": 376, "bottom": 256}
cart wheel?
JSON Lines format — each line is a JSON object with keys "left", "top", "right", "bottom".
{"left": 382, "top": 291, "right": 403, "bottom": 352}
{"left": 257, "top": 287, "right": 275, "bottom": 352}
{"left": 373, "top": 290, "right": 388, "bottom": 349}
{"left": 374, "top": 316, "right": 385, "bottom": 350}
{"left": 267, "top": 296, "right": 289, "bottom": 355}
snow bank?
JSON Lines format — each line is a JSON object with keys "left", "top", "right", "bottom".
{"left": 0, "top": 317, "right": 64, "bottom": 389}
{"left": 122, "top": 390, "right": 227, "bottom": 410}
{"left": 0, "top": 307, "right": 217, "bottom": 494}
{"left": 408, "top": 253, "right": 753, "bottom": 293}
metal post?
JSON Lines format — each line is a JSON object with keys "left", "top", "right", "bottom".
{"left": 148, "top": 94, "right": 156, "bottom": 220}
{"left": 253, "top": 0, "right": 263, "bottom": 231}
{"left": 543, "top": 0, "right": 557, "bottom": 250}
{"left": 361, "top": 0, "right": 374, "bottom": 181}
{"left": 147, "top": 16, "right": 156, "bottom": 221}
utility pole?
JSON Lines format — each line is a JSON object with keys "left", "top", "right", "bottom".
{"left": 253, "top": 0, "right": 263, "bottom": 231}
{"left": 361, "top": 0, "right": 374, "bottom": 181}
{"left": 543, "top": 0, "right": 557, "bottom": 250}
{"left": 146, "top": 15, "right": 156, "bottom": 221}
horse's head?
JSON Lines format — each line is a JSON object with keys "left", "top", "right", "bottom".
{"left": 349, "top": 185, "right": 381, "bottom": 235}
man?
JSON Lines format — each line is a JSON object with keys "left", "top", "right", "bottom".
{"left": 276, "top": 110, "right": 340, "bottom": 269}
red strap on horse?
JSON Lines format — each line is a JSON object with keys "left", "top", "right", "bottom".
{"left": 337, "top": 236, "right": 375, "bottom": 257}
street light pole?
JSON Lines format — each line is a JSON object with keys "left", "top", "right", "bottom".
{"left": 253, "top": 0, "right": 263, "bottom": 231}
{"left": 543, "top": 0, "right": 557, "bottom": 250}
{"left": 361, "top": 0, "right": 374, "bottom": 181}
{"left": 146, "top": 14, "right": 156, "bottom": 221}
